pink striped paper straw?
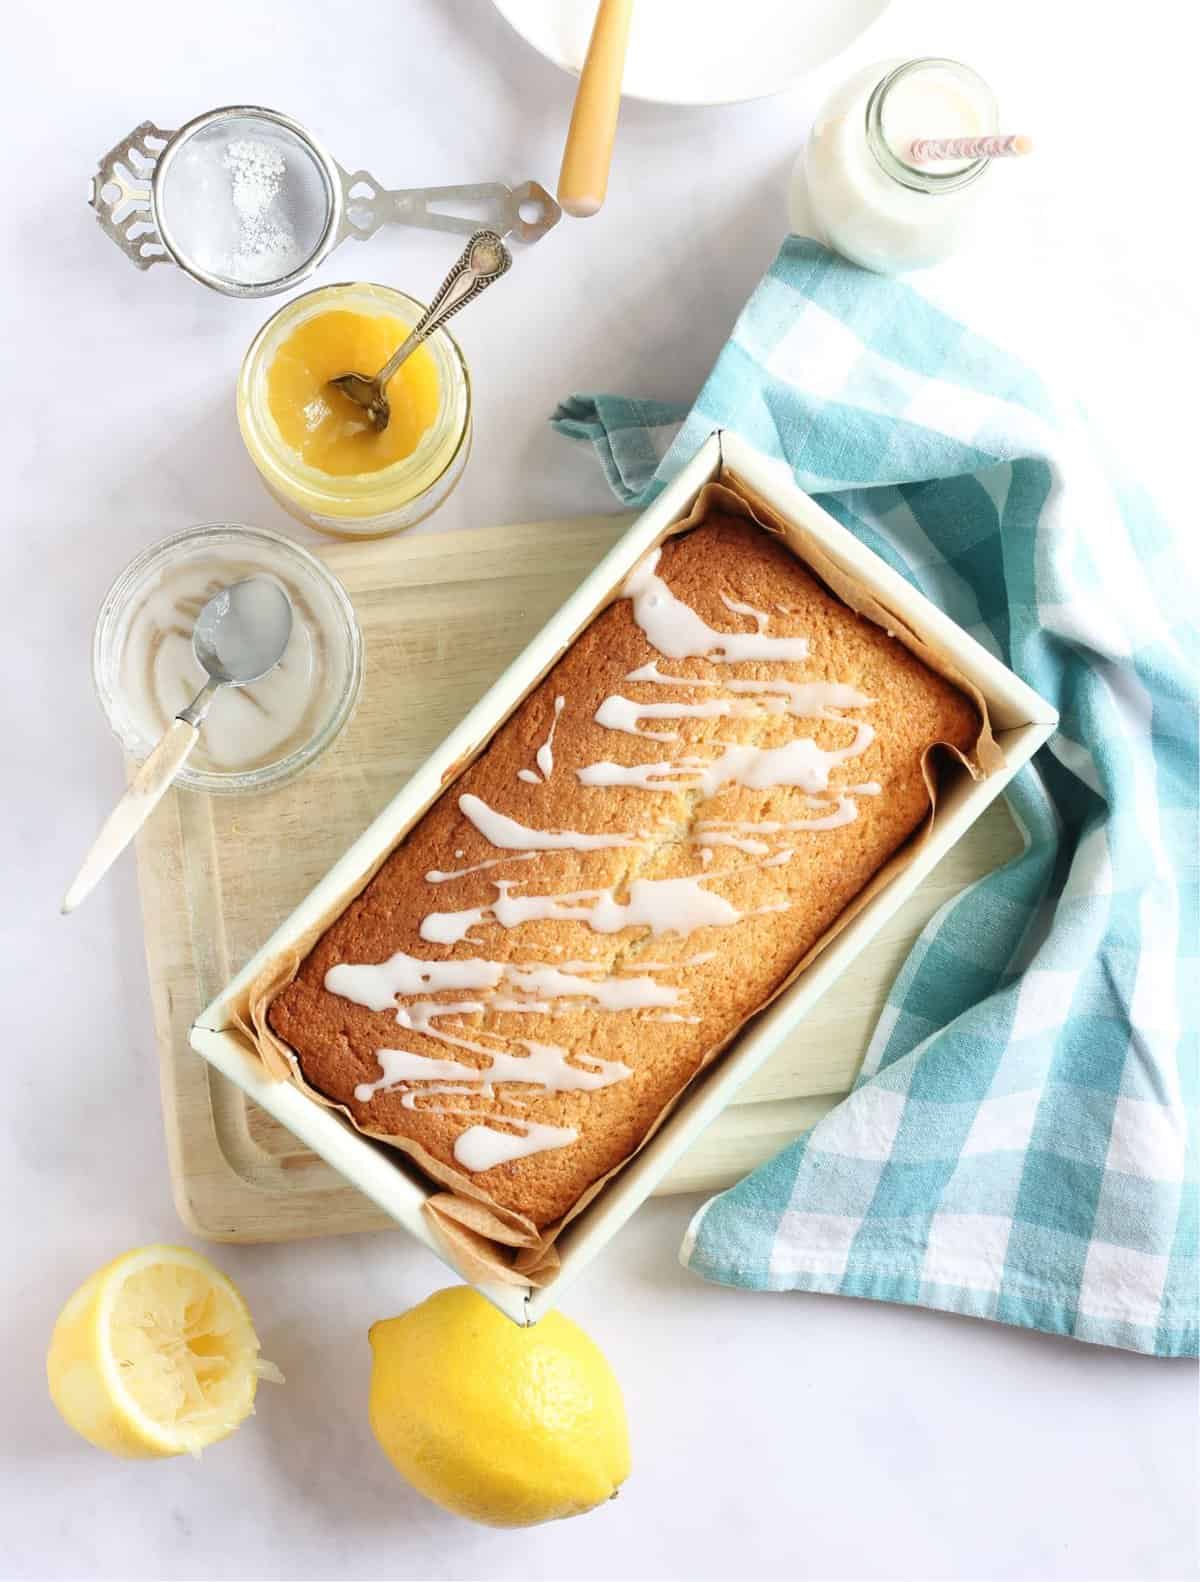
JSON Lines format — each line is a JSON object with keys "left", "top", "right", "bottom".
{"left": 909, "top": 133, "right": 1033, "bottom": 164}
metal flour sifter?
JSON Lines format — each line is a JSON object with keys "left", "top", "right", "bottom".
{"left": 91, "top": 105, "right": 560, "bottom": 298}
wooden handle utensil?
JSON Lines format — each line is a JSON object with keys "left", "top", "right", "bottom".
{"left": 557, "top": 0, "right": 634, "bottom": 218}
{"left": 62, "top": 719, "right": 201, "bottom": 914}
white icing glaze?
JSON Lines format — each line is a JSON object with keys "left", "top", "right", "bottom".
{"left": 399, "top": 1083, "right": 493, "bottom": 1105}
{"left": 622, "top": 549, "right": 811, "bottom": 662}
{"left": 515, "top": 694, "right": 566, "bottom": 785}
{"left": 424, "top": 851, "right": 538, "bottom": 884}
{"left": 499, "top": 963, "right": 679, "bottom": 1011}
{"left": 782, "top": 796, "right": 861, "bottom": 832}
{"left": 459, "top": 793, "right": 641, "bottom": 852}
{"left": 397, "top": 1000, "right": 486, "bottom": 1031}
{"left": 327, "top": 953, "right": 504, "bottom": 1009}
{"left": 377, "top": 1082, "right": 581, "bottom": 1171}
{"left": 694, "top": 830, "right": 771, "bottom": 855}
{"left": 698, "top": 793, "right": 864, "bottom": 839}
{"left": 353, "top": 1039, "right": 630, "bottom": 1103}
{"left": 622, "top": 660, "right": 873, "bottom": 713}
{"left": 581, "top": 949, "right": 721, "bottom": 966}
{"left": 420, "top": 874, "right": 744, "bottom": 945}
{"left": 728, "top": 676, "right": 874, "bottom": 711}
{"left": 577, "top": 724, "right": 875, "bottom": 797}
{"left": 119, "top": 566, "right": 321, "bottom": 773}
{"left": 329, "top": 951, "right": 683, "bottom": 1020}
{"left": 594, "top": 683, "right": 877, "bottom": 741}
{"left": 719, "top": 592, "right": 770, "bottom": 631}
{"left": 625, "top": 661, "right": 683, "bottom": 684}
{"left": 595, "top": 692, "right": 750, "bottom": 741}
{"left": 400, "top": 1011, "right": 602, "bottom": 1080}
{"left": 537, "top": 696, "right": 565, "bottom": 779}
{"left": 454, "top": 1121, "right": 578, "bottom": 1171}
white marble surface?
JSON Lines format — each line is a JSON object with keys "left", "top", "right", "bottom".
{"left": 3, "top": 1, "right": 1195, "bottom": 1579}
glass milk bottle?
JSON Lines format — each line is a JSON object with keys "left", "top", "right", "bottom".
{"left": 800, "top": 58, "right": 1000, "bottom": 274}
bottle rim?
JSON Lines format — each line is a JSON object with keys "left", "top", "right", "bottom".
{"left": 865, "top": 58, "right": 998, "bottom": 196}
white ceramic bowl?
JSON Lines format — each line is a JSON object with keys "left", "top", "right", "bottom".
{"left": 490, "top": 0, "right": 893, "bottom": 107}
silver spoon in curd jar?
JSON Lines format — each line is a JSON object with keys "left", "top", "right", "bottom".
{"left": 327, "top": 230, "right": 511, "bottom": 432}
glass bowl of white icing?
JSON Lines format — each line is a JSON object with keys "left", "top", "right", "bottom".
{"left": 92, "top": 524, "right": 363, "bottom": 795}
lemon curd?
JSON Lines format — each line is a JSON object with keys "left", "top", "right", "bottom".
{"left": 238, "top": 283, "right": 471, "bottom": 538}
{"left": 267, "top": 309, "right": 442, "bottom": 477}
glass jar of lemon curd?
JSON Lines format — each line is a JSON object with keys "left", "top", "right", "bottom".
{"left": 238, "top": 282, "right": 472, "bottom": 538}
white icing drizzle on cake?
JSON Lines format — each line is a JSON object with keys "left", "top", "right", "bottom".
{"left": 326, "top": 543, "right": 893, "bottom": 1171}
{"left": 352, "top": 1039, "right": 631, "bottom": 1104}
{"left": 602, "top": 664, "right": 874, "bottom": 741}
{"left": 696, "top": 794, "right": 867, "bottom": 848}
{"left": 594, "top": 682, "right": 872, "bottom": 741}
{"left": 332, "top": 950, "right": 698, "bottom": 1141}
{"left": 454, "top": 1122, "right": 579, "bottom": 1172}
{"left": 424, "top": 851, "right": 539, "bottom": 884}
{"left": 595, "top": 691, "right": 750, "bottom": 740}
{"left": 718, "top": 592, "right": 771, "bottom": 629}
{"left": 622, "top": 548, "right": 811, "bottom": 662}
{"left": 459, "top": 792, "right": 643, "bottom": 852}
{"left": 516, "top": 695, "right": 566, "bottom": 784}
{"left": 577, "top": 727, "right": 875, "bottom": 796}
{"left": 419, "top": 874, "right": 748, "bottom": 946}
{"left": 328, "top": 951, "right": 684, "bottom": 1017}
{"left": 537, "top": 696, "right": 565, "bottom": 778}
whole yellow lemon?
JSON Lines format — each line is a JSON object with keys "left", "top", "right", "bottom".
{"left": 368, "top": 1286, "right": 630, "bottom": 1527}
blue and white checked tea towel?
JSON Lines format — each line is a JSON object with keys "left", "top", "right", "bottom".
{"left": 554, "top": 238, "right": 1198, "bottom": 1357}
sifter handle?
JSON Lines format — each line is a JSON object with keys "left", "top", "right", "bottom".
{"left": 338, "top": 175, "right": 561, "bottom": 245}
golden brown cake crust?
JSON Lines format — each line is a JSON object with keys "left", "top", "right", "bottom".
{"left": 268, "top": 517, "right": 979, "bottom": 1227}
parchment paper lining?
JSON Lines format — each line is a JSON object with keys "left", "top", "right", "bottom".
{"left": 227, "top": 470, "right": 999, "bottom": 1287}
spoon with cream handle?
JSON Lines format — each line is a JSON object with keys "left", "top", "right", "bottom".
{"left": 328, "top": 230, "right": 511, "bottom": 432}
{"left": 557, "top": 0, "right": 634, "bottom": 218}
{"left": 62, "top": 577, "right": 293, "bottom": 914}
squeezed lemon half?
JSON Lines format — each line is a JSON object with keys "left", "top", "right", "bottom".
{"left": 47, "top": 1244, "right": 281, "bottom": 1459}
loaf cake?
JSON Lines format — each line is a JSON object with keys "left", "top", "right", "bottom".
{"left": 268, "top": 516, "right": 979, "bottom": 1228}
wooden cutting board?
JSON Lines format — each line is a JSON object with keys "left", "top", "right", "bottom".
{"left": 133, "top": 515, "right": 1019, "bottom": 1243}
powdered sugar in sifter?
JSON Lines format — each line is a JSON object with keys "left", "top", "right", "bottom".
{"left": 91, "top": 105, "right": 560, "bottom": 298}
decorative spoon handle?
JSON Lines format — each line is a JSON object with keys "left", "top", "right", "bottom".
{"left": 375, "top": 231, "right": 512, "bottom": 388}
